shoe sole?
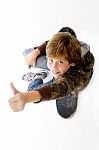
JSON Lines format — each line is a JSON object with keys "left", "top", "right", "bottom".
{"left": 56, "top": 96, "right": 77, "bottom": 119}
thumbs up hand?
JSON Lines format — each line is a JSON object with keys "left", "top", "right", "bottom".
{"left": 9, "top": 82, "right": 41, "bottom": 112}
{"left": 9, "top": 82, "right": 25, "bottom": 112}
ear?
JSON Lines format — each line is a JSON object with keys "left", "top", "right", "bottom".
{"left": 70, "top": 63, "right": 75, "bottom": 66}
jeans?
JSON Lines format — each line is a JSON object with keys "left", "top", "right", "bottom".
{"left": 28, "top": 78, "right": 53, "bottom": 91}
{"left": 23, "top": 48, "right": 49, "bottom": 70}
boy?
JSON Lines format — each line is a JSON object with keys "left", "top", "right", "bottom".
{"left": 9, "top": 32, "right": 94, "bottom": 119}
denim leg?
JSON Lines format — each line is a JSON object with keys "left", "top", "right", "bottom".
{"left": 39, "top": 79, "right": 53, "bottom": 87}
{"left": 27, "top": 79, "right": 53, "bottom": 91}
{"left": 23, "top": 48, "right": 49, "bottom": 70}
{"left": 27, "top": 78, "right": 43, "bottom": 91}
{"left": 36, "top": 55, "right": 49, "bottom": 70}
{"left": 56, "top": 94, "right": 78, "bottom": 118}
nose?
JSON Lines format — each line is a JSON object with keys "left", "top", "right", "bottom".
{"left": 51, "top": 62, "right": 57, "bottom": 69}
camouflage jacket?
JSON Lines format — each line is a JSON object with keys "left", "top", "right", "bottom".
{"left": 36, "top": 41, "right": 95, "bottom": 101}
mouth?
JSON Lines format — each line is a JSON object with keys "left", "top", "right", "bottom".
{"left": 52, "top": 71, "right": 60, "bottom": 75}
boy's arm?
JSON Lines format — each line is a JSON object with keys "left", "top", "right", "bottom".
{"left": 9, "top": 76, "right": 72, "bottom": 111}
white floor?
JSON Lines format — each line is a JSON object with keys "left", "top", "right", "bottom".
{"left": 0, "top": 0, "right": 99, "bottom": 150}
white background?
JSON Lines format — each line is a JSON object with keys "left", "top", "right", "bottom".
{"left": 0, "top": 0, "right": 98, "bottom": 150}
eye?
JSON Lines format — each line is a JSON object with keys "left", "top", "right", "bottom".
{"left": 48, "top": 58, "right": 53, "bottom": 62}
{"left": 59, "top": 61, "right": 64, "bottom": 64}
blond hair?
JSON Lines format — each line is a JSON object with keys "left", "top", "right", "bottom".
{"left": 46, "top": 32, "right": 81, "bottom": 64}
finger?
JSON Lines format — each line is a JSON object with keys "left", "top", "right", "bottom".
{"left": 11, "top": 106, "right": 23, "bottom": 112}
{"left": 10, "top": 104, "right": 24, "bottom": 112}
{"left": 9, "top": 102, "right": 23, "bottom": 109}
{"left": 9, "top": 98, "right": 22, "bottom": 106}
{"left": 9, "top": 99, "right": 23, "bottom": 111}
{"left": 10, "top": 82, "right": 19, "bottom": 95}
{"left": 13, "top": 107, "right": 23, "bottom": 112}
{"left": 8, "top": 97, "right": 17, "bottom": 105}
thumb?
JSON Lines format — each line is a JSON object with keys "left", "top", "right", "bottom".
{"left": 10, "top": 82, "right": 19, "bottom": 95}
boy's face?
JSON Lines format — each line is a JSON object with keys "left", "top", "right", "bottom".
{"left": 47, "top": 56, "right": 74, "bottom": 78}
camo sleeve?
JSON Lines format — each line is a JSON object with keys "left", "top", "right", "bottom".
{"left": 36, "top": 77, "right": 72, "bottom": 101}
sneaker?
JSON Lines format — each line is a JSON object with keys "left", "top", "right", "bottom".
{"left": 22, "top": 70, "right": 48, "bottom": 82}
{"left": 56, "top": 94, "right": 78, "bottom": 119}
{"left": 22, "top": 72, "right": 35, "bottom": 82}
